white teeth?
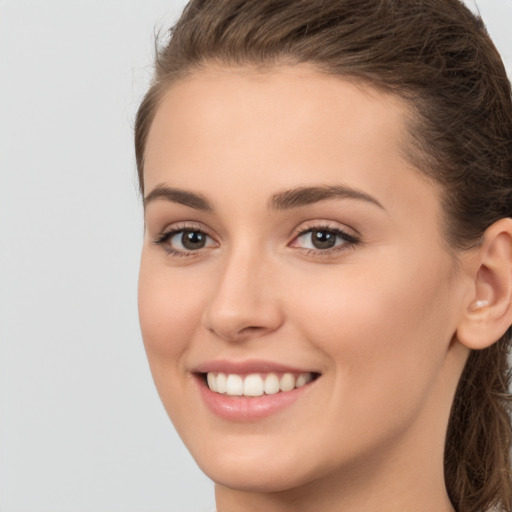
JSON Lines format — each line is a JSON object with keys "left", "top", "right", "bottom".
{"left": 226, "top": 374, "right": 243, "bottom": 396}
{"left": 207, "top": 372, "right": 218, "bottom": 392}
{"left": 244, "top": 374, "right": 264, "bottom": 396}
{"left": 280, "top": 373, "right": 295, "bottom": 392}
{"left": 296, "top": 373, "right": 313, "bottom": 387}
{"left": 206, "top": 371, "right": 315, "bottom": 396}
{"left": 217, "top": 372, "right": 227, "bottom": 393}
{"left": 264, "top": 373, "right": 280, "bottom": 395}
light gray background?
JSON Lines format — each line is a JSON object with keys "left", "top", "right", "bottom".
{"left": 0, "top": 1, "right": 510, "bottom": 511}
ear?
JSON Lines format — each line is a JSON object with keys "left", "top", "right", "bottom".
{"left": 456, "top": 218, "right": 512, "bottom": 350}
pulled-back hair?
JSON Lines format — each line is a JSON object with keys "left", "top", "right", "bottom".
{"left": 134, "top": 1, "right": 512, "bottom": 510}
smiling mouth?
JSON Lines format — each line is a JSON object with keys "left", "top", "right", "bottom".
{"left": 203, "top": 371, "right": 319, "bottom": 397}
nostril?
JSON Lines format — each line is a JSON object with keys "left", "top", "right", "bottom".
{"left": 236, "top": 325, "right": 272, "bottom": 339}
{"left": 242, "top": 326, "right": 265, "bottom": 332}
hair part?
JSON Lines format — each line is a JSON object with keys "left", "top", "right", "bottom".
{"left": 134, "top": 1, "right": 512, "bottom": 510}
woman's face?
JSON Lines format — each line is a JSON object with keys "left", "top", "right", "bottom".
{"left": 139, "top": 65, "right": 470, "bottom": 494}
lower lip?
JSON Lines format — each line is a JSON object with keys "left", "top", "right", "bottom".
{"left": 196, "top": 376, "right": 314, "bottom": 422}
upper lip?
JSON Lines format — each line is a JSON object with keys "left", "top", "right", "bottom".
{"left": 192, "top": 359, "right": 319, "bottom": 375}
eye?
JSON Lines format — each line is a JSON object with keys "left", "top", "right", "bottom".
{"left": 291, "top": 226, "right": 359, "bottom": 252}
{"left": 154, "top": 227, "right": 217, "bottom": 256}
{"left": 171, "top": 230, "right": 210, "bottom": 250}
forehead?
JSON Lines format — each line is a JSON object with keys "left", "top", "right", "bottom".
{"left": 146, "top": 65, "right": 411, "bottom": 161}
{"left": 143, "top": 64, "right": 432, "bottom": 214}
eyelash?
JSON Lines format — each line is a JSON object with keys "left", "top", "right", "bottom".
{"left": 153, "top": 223, "right": 216, "bottom": 258}
{"left": 153, "top": 223, "right": 360, "bottom": 258}
{"left": 291, "top": 224, "right": 360, "bottom": 257}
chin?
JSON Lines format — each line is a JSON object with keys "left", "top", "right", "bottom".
{"left": 199, "top": 456, "right": 316, "bottom": 493}
{"left": 182, "top": 425, "right": 347, "bottom": 495}
{"left": 178, "top": 429, "right": 312, "bottom": 492}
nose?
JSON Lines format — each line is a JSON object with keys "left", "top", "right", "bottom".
{"left": 201, "top": 248, "right": 283, "bottom": 343}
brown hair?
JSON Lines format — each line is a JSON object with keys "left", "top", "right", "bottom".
{"left": 134, "top": 1, "right": 512, "bottom": 510}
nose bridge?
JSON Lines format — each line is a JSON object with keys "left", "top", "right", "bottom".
{"left": 202, "top": 241, "right": 281, "bottom": 341}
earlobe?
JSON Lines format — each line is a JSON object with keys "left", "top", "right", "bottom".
{"left": 457, "top": 218, "right": 512, "bottom": 350}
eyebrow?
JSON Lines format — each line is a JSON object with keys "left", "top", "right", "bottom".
{"left": 143, "top": 184, "right": 384, "bottom": 212}
{"left": 144, "top": 184, "right": 213, "bottom": 211}
{"left": 270, "top": 185, "right": 384, "bottom": 210}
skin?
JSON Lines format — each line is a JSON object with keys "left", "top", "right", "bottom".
{"left": 139, "top": 64, "right": 483, "bottom": 512}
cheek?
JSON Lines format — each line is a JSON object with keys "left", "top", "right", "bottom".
{"left": 138, "top": 253, "right": 202, "bottom": 375}
{"left": 138, "top": 254, "right": 210, "bottom": 427}
{"left": 283, "top": 249, "right": 459, "bottom": 421}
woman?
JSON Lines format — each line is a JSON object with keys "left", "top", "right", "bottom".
{"left": 135, "top": 1, "right": 512, "bottom": 511}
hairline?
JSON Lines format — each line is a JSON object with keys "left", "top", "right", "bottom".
{"left": 138, "top": 59, "right": 464, "bottom": 254}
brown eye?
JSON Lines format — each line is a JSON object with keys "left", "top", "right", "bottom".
{"left": 181, "top": 230, "right": 207, "bottom": 250}
{"left": 291, "top": 226, "right": 359, "bottom": 254}
{"left": 311, "top": 229, "right": 337, "bottom": 249}
{"left": 154, "top": 228, "right": 217, "bottom": 256}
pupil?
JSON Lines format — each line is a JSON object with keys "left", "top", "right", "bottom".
{"left": 312, "top": 230, "right": 336, "bottom": 249}
{"left": 182, "top": 231, "right": 206, "bottom": 250}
